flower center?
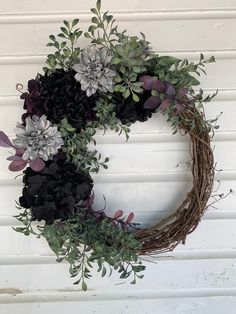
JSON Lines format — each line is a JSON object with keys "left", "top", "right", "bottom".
{"left": 86, "top": 61, "right": 103, "bottom": 79}
{"left": 28, "top": 133, "right": 47, "bottom": 151}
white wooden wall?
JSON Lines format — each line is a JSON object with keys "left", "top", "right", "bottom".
{"left": 0, "top": 1, "right": 236, "bottom": 313}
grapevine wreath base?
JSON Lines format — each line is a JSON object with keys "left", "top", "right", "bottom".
{"left": 136, "top": 107, "right": 214, "bottom": 254}
{"left": 0, "top": 1, "right": 219, "bottom": 290}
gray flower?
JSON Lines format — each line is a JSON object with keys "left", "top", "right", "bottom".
{"left": 73, "top": 45, "right": 116, "bottom": 97}
{"left": 13, "top": 115, "right": 64, "bottom": 161}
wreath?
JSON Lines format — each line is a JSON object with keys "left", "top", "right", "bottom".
{"left": 0, "top": 1, "right": 219, "bottom": 290}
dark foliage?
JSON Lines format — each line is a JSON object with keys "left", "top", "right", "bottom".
{"left": 19, "top": 159, "right": 93, "bottom": 224}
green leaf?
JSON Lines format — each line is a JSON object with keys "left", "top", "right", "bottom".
{"left": 63, "top": 20, "right": 70, "bottom": 29}
{"left": 120, "top": 66, "right": 126, "bottom": 74}
{"left": 112, "top": 57, "right": 121, "bottom": 64}
{"left": 119, "top": 85, "right": 126, "bottom": 93}
{"left": 76, "top": 30, "right": 83, "bottom": 38}
{"left": 72, "top": 19, "right": 79, "bottom": 28}
{"left": 106, "top": 15, "right": 113, "bottom": 23}
{"left": 88, "top": 25, "right": 97, "bottom": 33}
{"left": 114, "top": 76, "right": 122, "bottom": 83}
{"left": 132, "top": 93, "right": 139, "bottom": 102}
{"left": 123, "top": 89, "right": 131, "bottom": 99}
{"left": 13, "top": 227, "right": 26, "bottom": 233}
{"left": 49, "top": 35, "right": 56, "bottom": 41}
{"left": 209, "top": 56, "right": 216, "bottom": 63}
{"left": 92, "top": 16, "right": 99, "bottom": 24}
{"left": 96, "top": 0, "right": 101, "bottom": 11}
{"left": 91, "top": 8, "right": 98, "bottom": 15}
{"left": 82, "top": 281, "right": 87, "bottom": 291}
{"left": 133, "top": 66, "right": 141, "bottom": 73}
{"left": 84, "top": 32, "right": 92, "bottom": 39}
{"left": 57, "top": 33, "right": 67, "bottom": 39}
{"left": 69, "top": 32, "right": 76, "bottom": 42}
{"left": 54, "top": 41, "right": 60, "bottom": 49}
{"left": 102, "top": 267, "right": 107, "bottom": 277}
{"left": 60, "top": 27, "right": 69, "bottom": 35}
{"left": 114, "top": 84, "right": 123, "bottom": 92}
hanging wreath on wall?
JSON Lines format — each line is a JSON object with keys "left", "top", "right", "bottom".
{"left": 0, "top": 1, "right": 219, "bottom": 290}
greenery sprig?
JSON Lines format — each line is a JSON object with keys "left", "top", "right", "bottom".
{"left": 59, "top": 118, "right": 109, "bottom": 173}
{"left": 14, "top": 202, "right": 145, "bottom": 290}
{"left": 44, "top": 19, "right": 83, "bottom": 72}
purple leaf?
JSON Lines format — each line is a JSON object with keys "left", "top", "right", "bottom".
{"left": 139, "top": 75, "right": 154, "bottom": 90}
{"left": 0, "top": 131, "right": 14, "bottom": 148}
{"left": 164, "top": 82, "right": 176, "bottom": 98}
{"left": 144, "top": 96, "right": 161, "bottom": 109}
{"left": 152, "top": 80, "right": 165, "bottom": 93}
{"left": 7, "top": 155, "right": 23, "bottom": 161}
{"left": 15, "top": 148, "right": 26, "bottom": 156}
{"left": 126, "top": 212, "right": 134, "bottom": 224}
{"left": 114, "top": 209, "right": 123, "bottom": 219}
{"left": 9, "top": 160, "right": 27, "bottom": 172}
{"left": 29, "top": 158, "right": 45, "bottom": 172}
{"left": 160, "top": 99, "right": 171, "bottom": 110}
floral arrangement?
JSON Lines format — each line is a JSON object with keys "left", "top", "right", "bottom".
{"left": 0, "top": 1, "right": 218, "bottom": 290}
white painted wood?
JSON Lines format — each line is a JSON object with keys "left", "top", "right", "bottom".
{"left": 0, "top": 18, "right": 236, "bottom": 55}
{"left": 1, "top": 297, "right": 236, "bottom": 314}
{"left": 0, "top": 259, "right": 236, "bottom": 290}
{"left": 0, "top": 0, "right": 236, "bottom": 313}
{"left": 2, "top": 0, "right": 236, "bottom": 14}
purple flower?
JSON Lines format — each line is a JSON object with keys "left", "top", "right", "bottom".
{"left": 20, "top": 79, "right": 44, "bottom": 123}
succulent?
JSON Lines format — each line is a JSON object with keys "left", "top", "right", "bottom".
{"left": 13, "top": 115, "right": 64, "bottom": 161}
{"left": 73, "top": 45, "right": 116, "bottom": 96}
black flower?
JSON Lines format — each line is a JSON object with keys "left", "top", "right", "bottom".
{"left": 114, "top": 91, "right": 155, "bottom": 124}
{"left": 38, "top": 69, "right": 99, "bottom": 130}
{"left": 19, "top": 160, "right": 93, "bottom": 224}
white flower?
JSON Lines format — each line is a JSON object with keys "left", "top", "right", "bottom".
{"left": 73, "top": 45, "right": 116, "bottom": 97}
{"left": 13, "top": 115, "right": 64, "bottom": 161}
